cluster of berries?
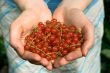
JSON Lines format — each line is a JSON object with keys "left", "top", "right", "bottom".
{"left": 24, "top": 19, "right": 83, "bottom": 61}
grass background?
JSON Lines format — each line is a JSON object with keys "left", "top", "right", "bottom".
{"left": 0, "top": 0, "right": 110, "bottom": 73}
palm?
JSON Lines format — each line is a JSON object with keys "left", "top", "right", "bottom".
{"left": 20, "top": 8, "right": 52, "bottom": 41}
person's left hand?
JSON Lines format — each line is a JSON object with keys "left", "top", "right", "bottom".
{"left": 52, "top": 1, "right": 94, "bottom": 68}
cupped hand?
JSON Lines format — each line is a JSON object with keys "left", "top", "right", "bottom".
{"left": 52, "top": 6, "right": 94, "bottom": 68}
{"left": 9, "top": 1, "right": 53, "bottom": 70}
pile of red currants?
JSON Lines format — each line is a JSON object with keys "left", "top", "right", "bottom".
{"left": 24, "top": 19, "right": 83, "bottom": 61}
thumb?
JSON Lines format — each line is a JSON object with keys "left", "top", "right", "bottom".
{"left": 82, "top": 21, "right": 94, "bottom": 56}
{"left": 10, "top": 21, "right": 24, "bottom": 57}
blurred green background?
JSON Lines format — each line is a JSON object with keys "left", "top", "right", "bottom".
{"left": 101, "top": 0, "right": 110, "bottom": 73}
{"left": 0, "top": 0, "right": 110, "bottom": 73}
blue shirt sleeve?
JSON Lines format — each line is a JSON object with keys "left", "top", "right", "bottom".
{"left": 47, "top": 0, "right": 62, "bottom": 13}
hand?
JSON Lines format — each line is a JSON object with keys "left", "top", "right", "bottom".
{"left": 9, "top": 1, "right": 53, "bottom": 70}
{"left": 52, "top": 4, "right": 94, "bottom": 68}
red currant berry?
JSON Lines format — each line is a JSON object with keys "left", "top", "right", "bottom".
{"left": 49, "top": 35, "right": 56, "bottom": 41}
{"left": 73, "top": 37, "right": 79, "bottom": 44}
{"left": 40, "top": 53, "right": 46, "bottom": 58}
{"left": 51, "top": 53, "right": 57, "bottom": 59}
{"left": 62, "top": 50, "right": 68, "bottom": 56}
{"left": 51, "top": 19, "right": 57, "bottom": 22}
{"left": 52, "top": 46, "right": 58, "bottom": 52}
{"left": 51, "top": 28, "right": 57, "bottom": 34}
{"left": 70, "top": 46, "right": 76, "bottom": 51}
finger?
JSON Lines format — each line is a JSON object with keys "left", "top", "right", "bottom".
{"left": 29, "top": 60, "right": 41, "bottom": 65}
{"left": 65, "top": 48, "right": 82, "bottom": 61}
{"left": 53, "top": 57, "right": 69, "bottom": 68}
{"left": 22, "top": 51, "right": 41, "bottom": 61}
{"left": 53, "top": 57, "right": 61, "bottom": 68}
{"left": 10, "top": 10, "right": 37, "bottom": 56}
{"left": 82, "top": 22, "right": 94, "bottom": 56}
{"left": 40, "top": 9, "right": 52, "bottom": 23}
{"left": 59, "top": 57, "right": 69, "bottom": 67}
{"left": 40, "top": 58, "right": 49, "bottom": 66}
{"left": 46, "top": 62, "right": 53, "bottom": 70}
{"left": 29, "top": 58, "right": 50, "bottom": 67}
{"left": 53, "top": 7, "right": 64, "bottom": 23}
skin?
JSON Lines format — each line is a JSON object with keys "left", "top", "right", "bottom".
{"left": 10, "top": 0, "right": 53, "bottom": 70}
{"left": 10, "top": 0, "right": 94, "bottom": 70}
{"left": 53, "top": 0, "right": 94, "bottom": 68}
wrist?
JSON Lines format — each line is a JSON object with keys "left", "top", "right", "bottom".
{"left": 59, "top": 0, "right": 93, "bottom": 11}
{"left": 14, "top": 0, "right": 46, "bottom": 10}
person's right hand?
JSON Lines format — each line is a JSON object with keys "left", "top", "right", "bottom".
{"left": 9, "top": 0, "right": 53, "bottom": 70}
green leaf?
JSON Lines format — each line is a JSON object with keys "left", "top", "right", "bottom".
{"left": 105, "top": 29, "right": 110, "bottom": 41}
{"left": 102, "top": 49, "right": 110, "bottom": 59}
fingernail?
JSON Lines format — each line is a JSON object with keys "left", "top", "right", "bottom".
{"left": 83, "top": 51, "right": 88, "bottom": 57}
